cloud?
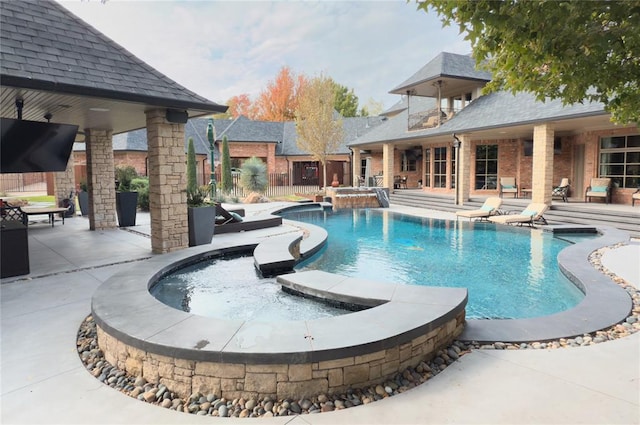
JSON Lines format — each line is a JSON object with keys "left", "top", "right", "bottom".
{"left": 58, "top": 0, "right": 470, "bottom": 110}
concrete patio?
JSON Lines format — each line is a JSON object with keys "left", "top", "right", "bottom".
{"left": 1, "top": 204, "right": 638, "bottom": 424}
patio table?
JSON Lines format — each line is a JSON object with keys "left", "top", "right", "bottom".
{"left": 20, "top": 207, "right": 69, "bottom": 227}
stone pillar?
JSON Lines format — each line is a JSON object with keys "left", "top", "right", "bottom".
{"left": 86, "top": 129, "right": 117, "bottom": 230}
{"left": 457, "top": 134, "right": 472, "bottom": 205}
{"left": 382, "top": 143, "right": 394, "bottom": 188}
{"left": 54, "top": 151, "right": 76, "bottom": 206}
{"left": 352, "top": 149, "right": 361, "bottom": 187}
{"left": 532, "top": 123, "right": 554, "bottom": 205}
{"left": 146, "top": 109, "right": 188, "bottom": 254}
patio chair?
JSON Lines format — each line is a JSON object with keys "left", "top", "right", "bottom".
{"left": 488, "top": 202, "right": 549, "bottom": 227}
{"left": 455, "top": 197, "right": 503, "bottom": 221}
{"left": 632, "top": 187, "right": 640, "bottom": 206}
{"left": 585, "top": 178, "right": 612, "bottom": 204}
{"left": 499, "top": 177, "right": 518, "bottom": 198}
{"left": 551, "top": 178, "right": 570, "bottom": 202}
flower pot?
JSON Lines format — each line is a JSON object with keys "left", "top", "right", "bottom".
{"left": 115, "top": 191, "right": 138, "bottom": 227}
{"left": 78, "top": 191, "right": 89, "bottom": 216}
{"left": 188, "top": 205, "right": 216, "bottom": 247}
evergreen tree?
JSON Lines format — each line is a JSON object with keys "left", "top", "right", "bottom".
{"left": 220, "top": 135, "right": 233, "bottom": 194}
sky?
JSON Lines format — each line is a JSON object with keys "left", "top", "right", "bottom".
{"left": 57, "top": 0, "right": 471, "bottom": 111}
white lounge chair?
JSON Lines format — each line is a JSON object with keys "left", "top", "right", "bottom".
{"left": 455, "top": 197, "right": 503, "bottom": 221}
{"left": 488, "top": 203, "right": 549, "bottom": 227}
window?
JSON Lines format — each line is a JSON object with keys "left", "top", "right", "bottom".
{"left": 475, "top": 145, "right": 498, "bottom": 190}
{"left": 424, "top": 149, "right": 431, "bottom": 188}
{"left": 360, "top": 159, "right": 367, "bottom": 179}
{"left": 401, "top": 151, "right": 417, "bottom": 172}
{"left": 434, "top": 147, "right": 447, "bottom": 188}
{"left": 599, "top": 135, "right": 640, "bottom": 188}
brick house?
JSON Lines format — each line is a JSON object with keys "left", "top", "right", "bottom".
{"left": 348, "top": 52, "right": 640, "bottom": 205}
{"left": 75, "top": 114, "right": 386, "bottom": 189}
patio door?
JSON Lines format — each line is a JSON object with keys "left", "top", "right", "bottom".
{"left": 573, "top": 144, "right": 585, "bottom": 197}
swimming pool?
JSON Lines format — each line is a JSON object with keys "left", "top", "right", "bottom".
{"left": 283, "top": 208, "right": 585, "bottom": 320}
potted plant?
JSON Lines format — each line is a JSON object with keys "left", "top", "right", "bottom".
{"left": 186, "top": 138, "right": 216, "bottom": 246}
{"left": 77, "top": 179, "right": 89, "bottom": 216}
{"left": 115, "top": 166, "right": 138, "bottom": 227}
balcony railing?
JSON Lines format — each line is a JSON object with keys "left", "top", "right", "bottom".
{"left": 408, "top": 107, "right": 459, "bottom": 131}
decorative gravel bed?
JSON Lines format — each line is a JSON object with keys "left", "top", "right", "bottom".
{"left": 76, "top": 244, "right": 639, "bottom": 418}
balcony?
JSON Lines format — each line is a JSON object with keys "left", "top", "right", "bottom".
{"left": 408, "top": 107, "right": 458, "bottom": 131}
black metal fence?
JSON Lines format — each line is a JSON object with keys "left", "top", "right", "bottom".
{"left": 198, "top": 172, "right": 320, "bottom": 199}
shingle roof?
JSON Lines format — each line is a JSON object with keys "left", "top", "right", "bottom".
{"left": 390, "top": 52, "right": 492, "bottom": 94}
{"left": 349, "top": 91, "right": 607, "bottom": 146}
{"left": 0, "top": 0, "right": 225, "bottom": 112}
{"left": 76, "top": 116, "right": 386, "bottom": 156}
{"left": 217, "top": 116, "right": 284, "bottom": 143}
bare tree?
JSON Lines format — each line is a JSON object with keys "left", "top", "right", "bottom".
{"left": 295, "top": 74, "right": 344, "bottom": 190}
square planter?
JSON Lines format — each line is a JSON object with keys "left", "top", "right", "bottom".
{"left": 115, "top": 191, "right": 138, "bottom": 227}
{"left": 78, "top": 191, "right": 89, "bottom": 216}
{"left": 188, "top": 205, "right": 216, "bottom": 247}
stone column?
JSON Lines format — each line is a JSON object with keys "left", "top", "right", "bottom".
{"left": 532, "top": 123, "right": 554, "bottom": 205}
{"left": 352, "top": 149, "right": 361, "bottom": 187}
{"left": 146, "top": 109, "right": 188, "bottom": 254}
{"left": 457, "top": 134, "right": 472, "bottom": 205}
{"left": 54, "top": 151, "right": 76, "bottom": 206}
{"left": 85, "top": 129, "right": 117, "bottom": 230}
{"left": 382, "top": 143, "right": 394, "bottom": 188}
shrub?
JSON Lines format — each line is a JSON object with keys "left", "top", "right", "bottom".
{"left": 240, "top": 157, "right": 268, "bottom": 193}
{"left": 115, "top": 166, "right": 138, "bottom": 192}
{"left": 131, "top": 177, "right": 149, "bottom": 211}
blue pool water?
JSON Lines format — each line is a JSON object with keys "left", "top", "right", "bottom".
{"left": 282, "top": 208, "right": 585, "bottom": 319}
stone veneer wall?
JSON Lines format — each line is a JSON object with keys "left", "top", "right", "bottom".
{"left": 54, "top": 151, "right": 76, "bottom": 204}
{"left": 85, "top": 129, "right": 117, "bottom": 230}
{"left": 96, "top": 311, "right": 464, "bottom": 401}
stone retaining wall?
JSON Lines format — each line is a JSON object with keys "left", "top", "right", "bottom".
{"left": 96, "top": 310, "right": 464, "bottom": 400}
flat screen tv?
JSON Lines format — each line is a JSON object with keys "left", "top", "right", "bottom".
{"left": 1, "top": 118, "right": 79, "bottom": 173}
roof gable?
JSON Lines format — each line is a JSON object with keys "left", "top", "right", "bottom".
{"left": 0, "top": 1, "right": 224, "bottom": 111}
{"left": 390, "top": 52, "right": 491, "bottom": 95}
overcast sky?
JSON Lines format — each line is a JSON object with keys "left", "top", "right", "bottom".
{"left": 58, "top": 0, "right": 471, "bottom": 111}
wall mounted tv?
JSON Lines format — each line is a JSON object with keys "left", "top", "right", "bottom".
{"left": 1, "top": 118, "right": 79, "bottom": 173}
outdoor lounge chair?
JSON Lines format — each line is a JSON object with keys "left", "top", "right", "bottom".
{"left": 455, "top": 197, "right": 503, "bottom": 221}
{"left": 551, "top": 178, "right": 570, "bottom": 202}
{"left": 499, "top": 177, "right": 518, "bottom": 198}
{"left": 488, "top": 202, "right": 549, "bottom": 227}
{"left": 633, "top": 187, "right": 640, "bottom": 206}
{"left": 214, "top": 203, "right": 282, "bottom": 234}
{"left": 585, "top": 177, "right": 612, "bottom": 204}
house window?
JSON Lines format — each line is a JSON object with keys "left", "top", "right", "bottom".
{"left": 434, "top": 147, "right": 447, "bottom": 188}
{"left": 360, "top": 159, "right": 367, "bottom": 179}
{"left": 401, "top": 151, "right": 417, "bottom": 172}
{"left": 475, "top": 144, "right": 498, "bottom": 190}
{"left": 599, "top": 135, "right": 640, "bottom": 188}
{"left": 424, "top": 149, "right": 431, "bottom": 188}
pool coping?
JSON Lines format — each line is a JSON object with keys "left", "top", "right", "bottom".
{"left": 91, "top": 221, "right": 468, "bottom": 364}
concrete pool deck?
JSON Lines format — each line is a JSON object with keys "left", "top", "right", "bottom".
{"left": 1, "top": 204, "right": 639, "bottom": 424}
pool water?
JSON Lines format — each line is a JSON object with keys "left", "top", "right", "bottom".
{"left": 284, "top": 208, "right": 584, "bottom": 319}
{"left": 151, "top": 254, "right": 348, "bottom": 321}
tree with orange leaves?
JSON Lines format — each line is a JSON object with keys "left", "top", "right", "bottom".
{"left": 225, "top": 94, "right": 255, "bottom": 119}
{"left": 253, "top": 66, "right": 307, "bottom": 122}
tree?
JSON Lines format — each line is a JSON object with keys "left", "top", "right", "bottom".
{"left": 331, "top": 80, "right": 359, "bottom": 117}
{"left": 295, "top": 74, "right": 345, "bottom": 190}
{"left": 225, "top": 94, "right": 255, "bottom": 119}
{"left": 220, "top": 135, "right": 233, "bottom": 194}
{"left": 254, "top": 66, "right": 307, "bottom": 121}
{"left": 239, "top": 156, "right": 268, "bottom": 193}
{"left": 417, "top": 0, "right": 640, "bottom": 124}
